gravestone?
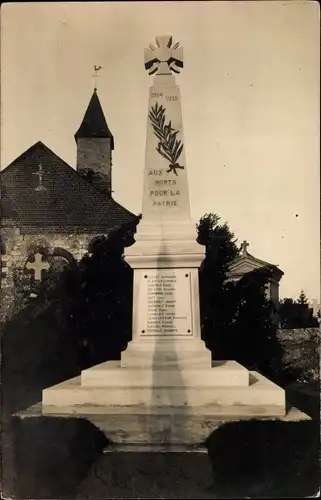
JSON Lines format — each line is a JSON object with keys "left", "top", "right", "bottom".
{"left": 39, "top": 36, "right": 292, "bottom": 449}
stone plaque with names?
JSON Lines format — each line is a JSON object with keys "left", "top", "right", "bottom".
{"left": 140, "top": 269, "right": 192, "bottom": 336}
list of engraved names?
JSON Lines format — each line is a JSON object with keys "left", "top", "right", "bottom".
{"left": 143, "top": 271, "right": 191, "bottom": 335}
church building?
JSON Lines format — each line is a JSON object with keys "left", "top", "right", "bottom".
{"left": 0, "top": 89, "right": 139, "bottom": 319}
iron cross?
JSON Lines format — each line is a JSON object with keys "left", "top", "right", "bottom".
{"left": 33, "top": 164, "right": 47, "bottom": 191}
{"left": 144, "top": 36, "right": 183, "bottom": 76}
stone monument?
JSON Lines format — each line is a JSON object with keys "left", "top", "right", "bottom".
{"left": 38, "top": 36, "right": 297, "bottom": 450}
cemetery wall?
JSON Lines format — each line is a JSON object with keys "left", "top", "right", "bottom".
{"left": 277, "top": 328, "right": 320, "bottom": 345}
{"left": 277, "top": 328, "right": 320, "bottom": 383}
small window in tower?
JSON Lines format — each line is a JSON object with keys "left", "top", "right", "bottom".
{"left": 83, "top": 169, "right": 94, "bottom": 183}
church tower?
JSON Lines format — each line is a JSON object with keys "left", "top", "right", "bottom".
{"left": 75, "top": 89, "right": 114, "bottom": 196}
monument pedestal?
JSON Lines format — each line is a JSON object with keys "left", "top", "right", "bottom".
{"left": 40, "top": 218, "right": 290, "bottom": 445}
{"left": 40, "top": 215, "right": 289, "bottom": 440}
{"left": 37, "top": 216, "right": 300, "bottom": 446}
{"left": 36, "top": 220, "right": 299, "bottom": 447}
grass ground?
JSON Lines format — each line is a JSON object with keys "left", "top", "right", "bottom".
{"left": 206, "top": 419, "right": 319, "bottom": 498}
{"left": 2, "top": 413, "right": 319, "bottom": 499}
{"left": 77, "top": 419, "right": 319, "bottom": 499}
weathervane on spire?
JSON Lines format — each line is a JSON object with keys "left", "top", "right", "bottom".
{"left": 144, "top": 36, "right": 183, "bottom": 76}
{"left": 92, "top": 65, "right": 102, "bottom": 90}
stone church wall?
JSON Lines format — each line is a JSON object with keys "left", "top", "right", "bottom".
{"left": 0, "top": 227, "right": 107, "bottom": 322}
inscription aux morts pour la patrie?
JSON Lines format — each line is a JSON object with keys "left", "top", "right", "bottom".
{"left": 148, "top": 100, "right": 184, "bottom": 209}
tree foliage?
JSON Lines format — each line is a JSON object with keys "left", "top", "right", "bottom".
{"left": 73, "top": 225, "right": 134, "bottom": 366}
{"left": 197, "top": 213, "right": 283, "bottom": 377}
{"left": 279, "top": 291, "right": 319, "bottom": 329}
{"left": 298, "top": 290, "right": 308, "bottom": 305}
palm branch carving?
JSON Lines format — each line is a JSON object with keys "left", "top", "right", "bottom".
{"left": 149, "top": 102, "right": 184, "bottom": 176}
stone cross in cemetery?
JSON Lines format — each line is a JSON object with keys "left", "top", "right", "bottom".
{"left": 26, "top": 253, "right": 50, "bottom": 281}
{"left": 240, "top": 240, "right": 250, "bottom": 255}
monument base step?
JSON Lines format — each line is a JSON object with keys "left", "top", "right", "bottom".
{"left": 42, "top": 371, "right": 285, "bottom": 409}
{"left": 16, "top": 404, "right": 310, "bottom": 450}
{"left": 81, "top": 360, "right": 250, "bottom": 387}
{"left": 120, "top": 339, "right": 212, "bottom": 368}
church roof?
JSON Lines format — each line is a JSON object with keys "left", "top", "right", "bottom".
{"left": 74, "top": 89, "right": 114, "bottom": 148}
{"left": 1, "top": 141, "right": 137, "bottom": 234}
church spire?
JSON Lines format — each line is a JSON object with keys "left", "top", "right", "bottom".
{"left": 75, "top": 90, "right": 114, "bottom": 196}
{"left": 74, "top": 89, "right": 114, "bottom": 149}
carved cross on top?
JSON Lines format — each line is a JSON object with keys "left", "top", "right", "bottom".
{"left": 26, "top": 253, "right": 50, "bottom": 281}
{"left": 144, "top": 36, "right": 183, "bottom": 76}
{"left": 241, "top": 240, "right": 250, "bottom": 255}
{"left": 33, "top": 164, "right": 47, "bottom": 192}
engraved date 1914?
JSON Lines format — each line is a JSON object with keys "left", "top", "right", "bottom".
{"left": 151, "top": 92, "right": 177, "bottom": 102}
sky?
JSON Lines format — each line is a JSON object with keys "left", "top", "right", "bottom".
{"left": 1, "top": 1, "right": 320, "bottom": 302}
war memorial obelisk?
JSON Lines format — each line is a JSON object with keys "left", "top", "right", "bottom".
{"left": 121, "top": 35, "right": 211, "bottom": 369}
{"left": 40, "top": 36, "right": 289, "bottom": 449}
